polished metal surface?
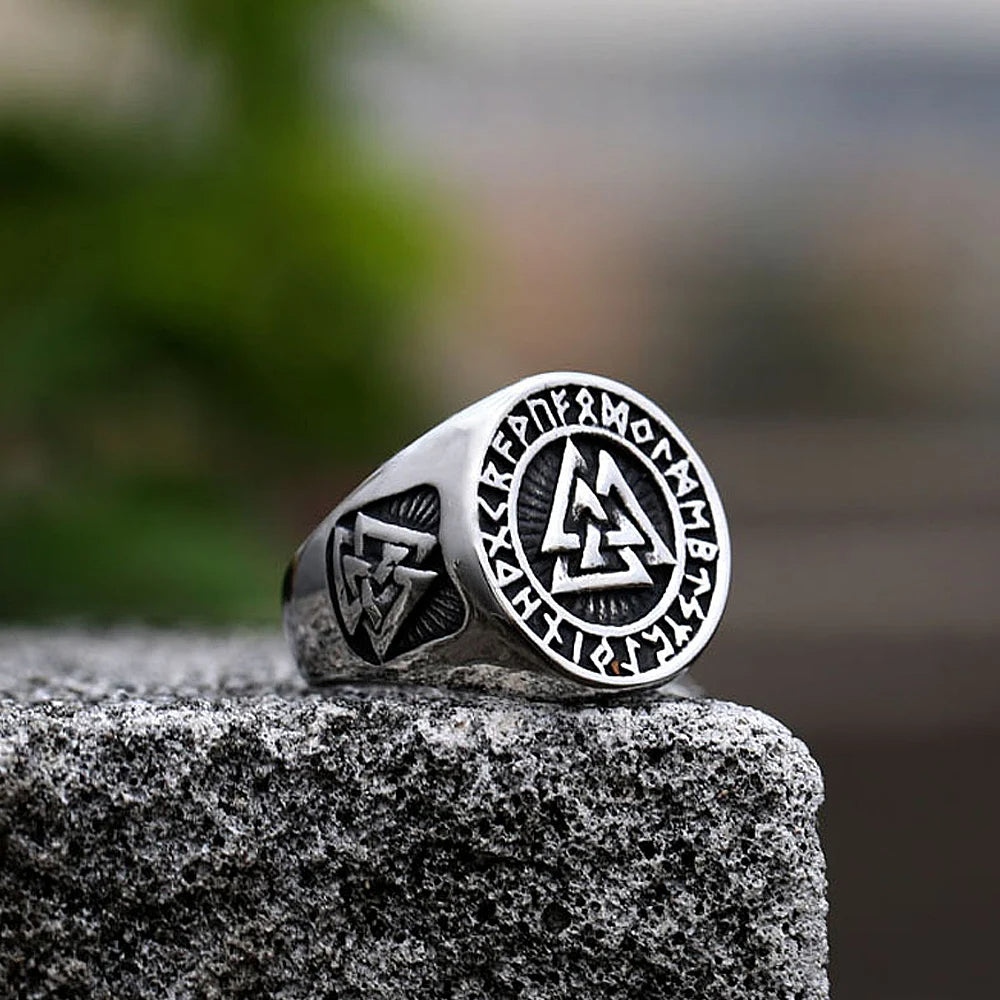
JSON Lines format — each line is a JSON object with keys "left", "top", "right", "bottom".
{"left": 283, "top": 372, "right": 730, "bottom": 694}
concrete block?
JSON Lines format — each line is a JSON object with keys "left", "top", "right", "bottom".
{"left": 0, "top": 631, "right": 827, "bottom": 999}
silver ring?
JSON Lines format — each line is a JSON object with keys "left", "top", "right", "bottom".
{"left": 283, "top": 372, "right": 730, "bottom": 695}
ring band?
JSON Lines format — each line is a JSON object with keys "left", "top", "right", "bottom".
{"left": 283, "top": 372, "right": 730, "bottom": 694}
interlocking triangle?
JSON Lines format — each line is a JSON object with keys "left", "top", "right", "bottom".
{"left": 541, "top": 439, "right": 674, "bottom": 594}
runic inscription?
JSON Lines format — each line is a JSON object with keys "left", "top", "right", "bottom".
{"left": 475, "top": 380, "right": 728, "bottom": 684}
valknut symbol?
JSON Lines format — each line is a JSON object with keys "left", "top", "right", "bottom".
{"left": 331, "top": 514, "right": 438, "bottom": 660}
{"left": 541, "top": 439, "right": 675, "bottom": 595}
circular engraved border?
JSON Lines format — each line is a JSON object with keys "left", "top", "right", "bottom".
{"left": 508, "top": 425, "right": 686, "bottom": 637}
{"left": 473, "top": 374, "right": 731, "bottom": 688}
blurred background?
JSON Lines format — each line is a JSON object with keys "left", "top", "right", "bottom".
{"left": 1, "top": 1, "right": 997, "bottom": 996}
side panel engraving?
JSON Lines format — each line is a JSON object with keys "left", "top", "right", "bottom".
{"left": 328, "top": 486, "right": 465, "bottom": 664}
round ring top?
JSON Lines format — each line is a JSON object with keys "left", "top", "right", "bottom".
{"left": 473, "top": 373, "right": 730, "bottom": 689}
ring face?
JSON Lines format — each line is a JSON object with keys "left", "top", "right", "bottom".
{"left": 327, "top": 485, "right": 466, "bottom": 664}
{"left": 475, "top": 376, "right": 730, "bottom": 687}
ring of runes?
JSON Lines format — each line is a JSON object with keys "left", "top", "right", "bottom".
{"left": 475, "top": 378, "right": 728, "bottom": 685}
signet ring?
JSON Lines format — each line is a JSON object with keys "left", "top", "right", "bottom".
{"left": 283, "top": 372, "right": 730, "bottom": 694}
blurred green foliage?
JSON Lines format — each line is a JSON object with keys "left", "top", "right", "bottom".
{"left": 0, "top": 0, "right": 438, "bottom": 623}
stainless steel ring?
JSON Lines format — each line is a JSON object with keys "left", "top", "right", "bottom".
{"left": 283, "top": 372, "right": 730, "bottom": 696}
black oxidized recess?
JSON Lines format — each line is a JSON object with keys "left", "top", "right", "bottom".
{"left": 326, "top": 486, "right": 465, "bottom": 664}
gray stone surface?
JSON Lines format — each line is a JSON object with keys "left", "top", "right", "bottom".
{"left": 0, "top": 630, "right": 827, "bottom": 999}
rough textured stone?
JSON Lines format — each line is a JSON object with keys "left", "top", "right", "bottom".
{"left": 0, "top": 630, "right": 828, "bottom": 999}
